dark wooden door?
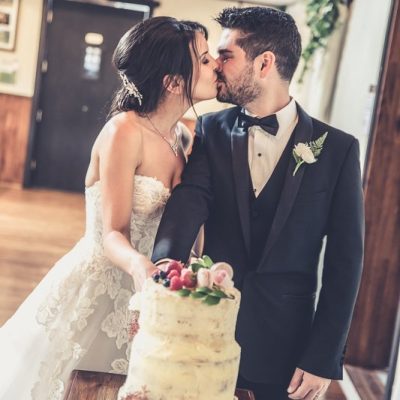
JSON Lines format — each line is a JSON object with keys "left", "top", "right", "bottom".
{"left": 30, "top": 0, "right": 150, "bottom": 192}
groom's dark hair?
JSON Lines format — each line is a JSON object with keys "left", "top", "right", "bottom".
{"left": 215, "top": 7, "right": 302, "bottom": 82}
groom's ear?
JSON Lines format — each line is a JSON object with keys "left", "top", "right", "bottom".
{"left": 258, "top": 51, "right": 275, "bottom": 78}
{"left": 163, "top": 74, "right": 184, "bottom": 95}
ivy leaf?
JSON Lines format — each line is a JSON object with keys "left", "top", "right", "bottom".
{"left": 177, "top": 289, "right": 191, "bottom": 297}
{"left": 203, "top": 295, "right": 221, "bottom": 306}
{"left": 298, "top": 0, "right": 341, "bottom": 84}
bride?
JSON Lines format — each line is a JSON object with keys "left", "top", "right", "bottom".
{"left": 0, "top": 16, "right": 218, "bottom": 400}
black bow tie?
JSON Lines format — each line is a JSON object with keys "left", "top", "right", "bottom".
{"left": 238, "top": 112, "right": 279, "bottom": 136}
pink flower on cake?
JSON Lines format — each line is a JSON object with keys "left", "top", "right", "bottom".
{"left": 150, "top": 255, "right": 237, "bottom": 305}
{"left": 211, "top": 262, "right": 234, "bottom": 279}
{"left": 210, "top": 262, "right": 234, "bottom": 289}
{"left": 197, "top": 264, "right": 234, "bottom": 290}
{"left": 213, "top": 270, "right": 234, "bottom": 289}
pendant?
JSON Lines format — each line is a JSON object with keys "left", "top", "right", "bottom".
{"left": 170, "top": 142, "right": 179, "bottom": 157}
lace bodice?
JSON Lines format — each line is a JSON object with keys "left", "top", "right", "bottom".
{"left": 84, "top": 175, "right": 171, "bottom": 257}
{"left": 83, "top": 119, "right": 193, "bottom": 255}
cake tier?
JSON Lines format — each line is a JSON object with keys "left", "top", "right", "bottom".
{"left": 120, "top": 336, "right": 240, "bottom": 400}
{"left": 119, "top": 279, "right": 241, "bottom": 400}
{"left": 137, "top": 279, "right": 240, "bottom": 339}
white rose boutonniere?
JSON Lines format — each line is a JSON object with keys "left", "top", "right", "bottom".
{"left": 292, "top": 132, "right": 328, "bottom": 176}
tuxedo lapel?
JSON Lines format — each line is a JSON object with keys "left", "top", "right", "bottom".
{"left": 257, "top": 104, "right": 314, "bottom": 269}
{"left": 230, "top": 111, "right": 251, "bottom": 257}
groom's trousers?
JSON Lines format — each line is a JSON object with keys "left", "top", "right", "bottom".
{"left": 237, "top": 374, "right": 291, "bottom": 400}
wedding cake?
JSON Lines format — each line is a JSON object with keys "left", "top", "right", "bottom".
{"left": 118, "top": 257, "right": 241, "bottom": 400}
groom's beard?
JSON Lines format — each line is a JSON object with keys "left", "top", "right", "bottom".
{"left": 216, "top": 65, "right": 261, "bottom": 106}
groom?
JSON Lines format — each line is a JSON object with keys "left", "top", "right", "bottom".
{"left": 152, "top": 7, "right": 364, "bottom": 400}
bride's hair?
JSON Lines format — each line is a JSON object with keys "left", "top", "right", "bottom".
{"left": 108, "top": 17, "right": 208, "bottom": 118}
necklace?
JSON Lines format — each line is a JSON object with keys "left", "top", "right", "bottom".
{"left": 145, "top": 114, "right": 179, "bottom": 157}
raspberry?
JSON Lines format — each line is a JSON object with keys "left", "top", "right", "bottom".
{"left": 167, "top": 269, "right": 180, "bottom": 279}
{"left": 181, "top": 269, "right": 196, "bottom": 288}
{"left": 165, "top": 260, "right": 184, "bottom": 274}
{"left": 170, "top": 276, "right": 183, "bottom": 291}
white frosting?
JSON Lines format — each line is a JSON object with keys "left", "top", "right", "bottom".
{"left": 119, "top": 279, "right": 241, "bottom": 400}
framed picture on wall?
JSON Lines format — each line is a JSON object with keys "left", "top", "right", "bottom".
{"left": 0, "top": 0, "right": 19, "bottom": 50}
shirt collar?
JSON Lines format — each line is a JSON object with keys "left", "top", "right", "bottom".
{"left": 244, "top": 97, "right": 298, "bottom": 137}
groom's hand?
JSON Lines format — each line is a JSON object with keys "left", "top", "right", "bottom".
{"left": 287, "top": 368, "right": 331, "bottom": 399}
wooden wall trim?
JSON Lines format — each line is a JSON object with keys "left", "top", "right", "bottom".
{"left": 347, "top": 0, "right": 400, "bottom": 368}
{"left": 0, "top": 94, "right": 32, "bottom": 186}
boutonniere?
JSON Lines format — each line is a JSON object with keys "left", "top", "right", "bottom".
{"left": 292, "top": 132, "right": 328, "bottom": 176}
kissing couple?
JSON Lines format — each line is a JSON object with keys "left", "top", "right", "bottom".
{"left": 0, "top": 7, "right": 363, "bottom": 400}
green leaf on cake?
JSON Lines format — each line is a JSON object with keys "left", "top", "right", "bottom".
{"left": 177, "top": 288, "right": 191, "bottom": 297}
{"left": 202, "top": 255, "right": 214, "bottom": 268}
{"left": 203, "top": 295, "right": 221, "bottom": 305}
{"left": 190, "top": 263, "right": 205, "bottom": 273}
{"left": 196, "top": 287, "right": 212, "bottom": 294}
{"left": 190, "top": 291, "right": 207, "bottom": 299}
{"left": 209, "top": 289, "right": 228, "bottom": 299}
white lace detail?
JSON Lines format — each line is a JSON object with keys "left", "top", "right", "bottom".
{"left": 21, "top": 175, "right": 171, "bottom": 400}
{"left": 101, "top": 289, "right": 132, "bottom": 349}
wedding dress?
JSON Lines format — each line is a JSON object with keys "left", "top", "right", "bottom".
{"left": 0, "top": 123, "right": 191, "bottom": 400}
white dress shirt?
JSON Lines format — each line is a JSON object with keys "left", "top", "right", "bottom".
{"left": 155, "top": 99, "right": 299, "bottom": 265}
{"left": 247, "top": 98, "right": 298, "bottom": 197}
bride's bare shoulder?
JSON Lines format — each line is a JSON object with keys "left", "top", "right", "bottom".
{"left": 103, "top": 112, "right": 142, "bottom": 140}
{"left": 97, "top": 111, "right": 144, "bottom": 153}
{"left": 86, "top": 112, "right": 143, "bottom": 186}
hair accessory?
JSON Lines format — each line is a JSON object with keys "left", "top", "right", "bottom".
{"left": 119, "top": 71, "right": 143, "bottom": 106}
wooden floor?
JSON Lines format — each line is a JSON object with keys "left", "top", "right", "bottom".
{"left": 346, "top": 365, "right": 386, "bottom": 400}
{"left": 0, "top": 185, "right": 386, "bottom": 399}
{"left": 0, "top": 184, "right": 85, "bottom": 324}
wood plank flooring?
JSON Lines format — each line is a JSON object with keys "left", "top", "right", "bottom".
{"left": 64, "top": 370, "right": 257, "bottom": 400}
{"left": 0, "top": 185, "right": 384, "bottom": 399}
{"left": 0, "top": 185, "right": 85, "bottom": 324}
{"left": 346, "top": 365, "right": 386, "bottom": 400}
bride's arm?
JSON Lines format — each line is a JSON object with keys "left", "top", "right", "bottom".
{"left": 99, "top": 117, "right": 156, "bottom": 290}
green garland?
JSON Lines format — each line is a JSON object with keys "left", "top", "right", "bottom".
{"left": 298, "top": 0, "right": 346, "bottom": 83}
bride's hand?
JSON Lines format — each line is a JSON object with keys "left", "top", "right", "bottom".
{"left": 130, "top": 255, "right": 157, "bottom": 292}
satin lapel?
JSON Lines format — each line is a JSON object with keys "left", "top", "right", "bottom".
{"left": 230, "top": 114, "right": 251, "bottom": 257}
{"left": 257, "top": 104, "right": 314, "bottom": 269}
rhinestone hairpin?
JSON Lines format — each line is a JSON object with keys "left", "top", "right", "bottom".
{"left": 119, "top": 71, "right": 143, "bottom": 106}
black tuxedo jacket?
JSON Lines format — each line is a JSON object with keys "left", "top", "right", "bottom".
{"left": 152, "top": 103, "right": 364, "bottom": 383}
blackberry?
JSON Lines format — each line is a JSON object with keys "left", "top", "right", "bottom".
{"left": 163, "top": 279, "right": 171, "bottom": 288}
